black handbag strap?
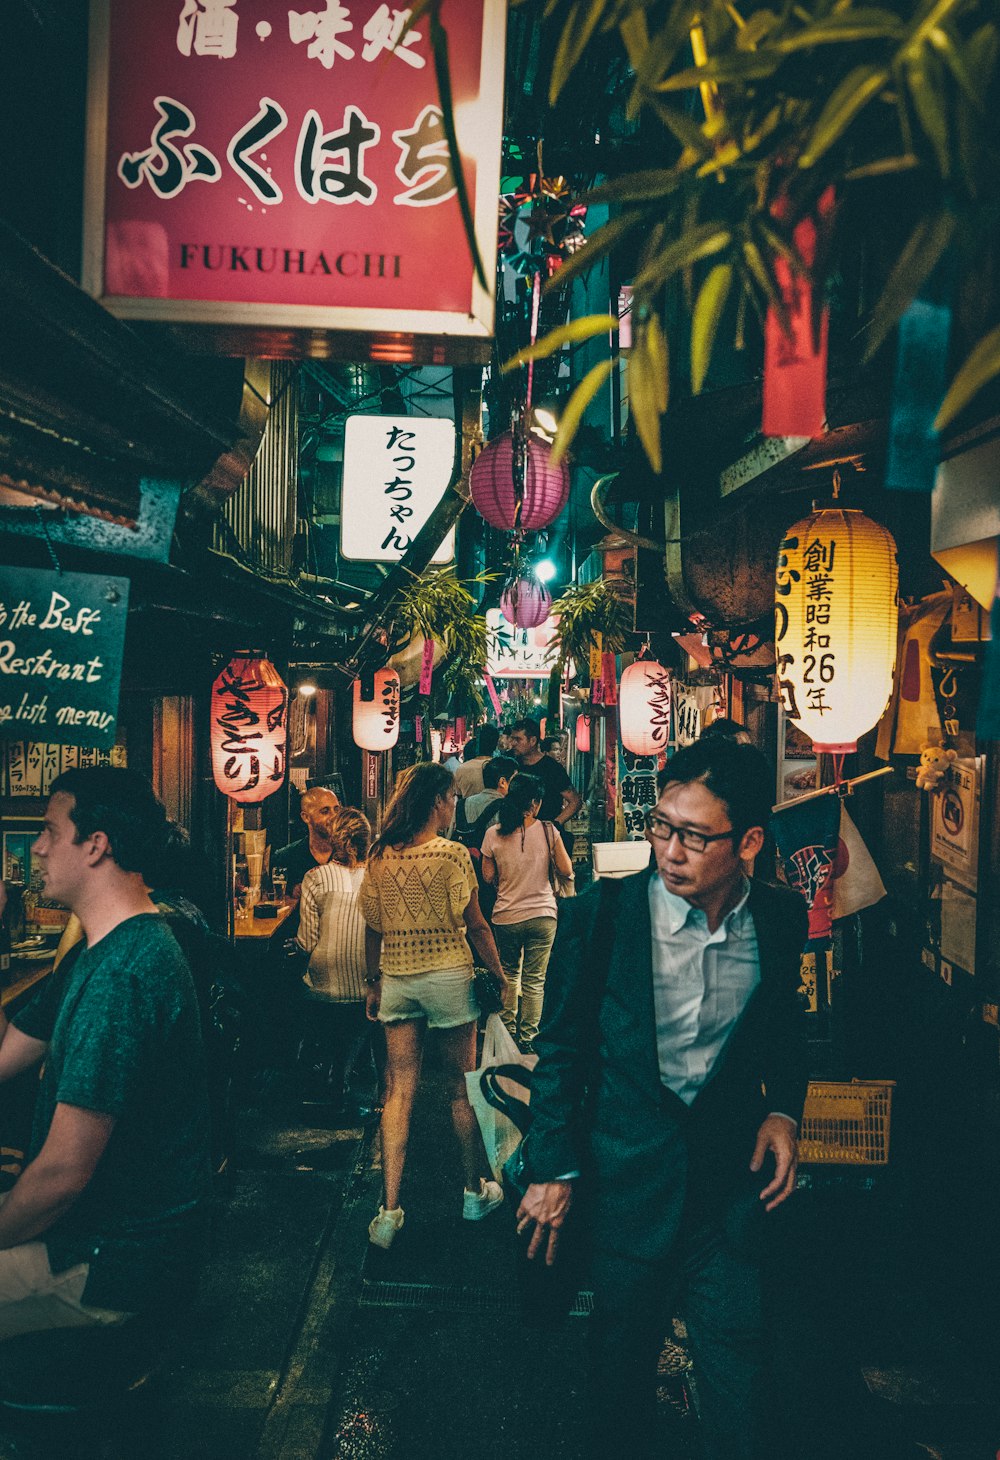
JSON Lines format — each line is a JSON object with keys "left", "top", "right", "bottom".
{"left": 480, "top": 1063, "right": 534, "bottom": 1135}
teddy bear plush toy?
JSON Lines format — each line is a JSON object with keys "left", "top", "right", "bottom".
{"left": 916, "top": 743, "right": 958, "bottom": 791}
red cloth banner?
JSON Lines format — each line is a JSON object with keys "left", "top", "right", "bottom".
{"left": 419, "top": 638, "right": 435, "bottom": 696}
{"left": 601, "top": 652, "right": 618, "bottom": 706}
{"left": 762, "top": 188, "right": 835, "bottom": 439}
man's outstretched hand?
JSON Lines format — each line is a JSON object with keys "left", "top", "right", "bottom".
{"left": 750, "top": 1114, "right": 798, "bottom": 1211}
{"left": 516, "top": 1180, "right": 573, "bottom": 1266}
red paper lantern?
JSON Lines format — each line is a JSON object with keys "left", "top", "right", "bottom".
{"left": 353, "top": 669, "right": 400, "bottom": 752}
{"left": 619, "top": 659, "right": 672, "bottom": 756}
{"left": 470, "top": 431, "right": 570, "bottom": 532}
{"left": 500, "top": 576, "right": 552, "bottom": 629}
{"left": 575, "top": 715, "right": 591, "bottom": 753}
{"left": 211, "top": 655, "right": 288, "bottom": 803}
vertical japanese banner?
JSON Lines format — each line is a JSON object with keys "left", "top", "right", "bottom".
{"left": 418, "top": 638, "right": 436, "bottom": 695}
{"left": 342, "top": 417, "right": 456, "bottom": 564}
{"left": 605, "top": 714, "right": 617, "bottom": 836}
{"left": 617, "top": 747, "right": 658, "bottom": 839}
{"left": 84, "top": 0, "right": 506, "bottom": 349}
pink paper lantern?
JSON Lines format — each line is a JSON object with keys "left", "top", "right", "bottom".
{"left": 500, "top": 576, "right": 552, "bottom": 629}
{"left": 353, "top": 669, "right": 400, "bottom": 752}
{"left": 575, "top": 715, "right": 591, "bottom": 753}
{"left": 619, "top": 659, "right": 671, "bottom": 756}
{"left": 470, "top": 431, "right": 570, "bottom": 532}
{"left": 211, "top": 655, "right": 288, "bottom": 803}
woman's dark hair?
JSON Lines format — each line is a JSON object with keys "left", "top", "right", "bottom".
{"left": 699, "top": 716, "right": 751, "bottom": 745}
{"left": 496, "top": 772, "right": 544, "bottom": 837}
{"left": 331, "top": 807, "right": 372, "bottom": 866}
{"left": 369, "top": 762, "right": 454, "bottom": 859}
{"left": 477, "top": 724, "right": 500, "bottom": 757}
{"left": 655, "top": 739, "right": 772, "bottom": 843}
{"left": 48, "top": 766, "right": 171, "bottom": 876}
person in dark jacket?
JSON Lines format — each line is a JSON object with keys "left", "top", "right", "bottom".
{"left": 516, "top": 739, "right": 809, "bottom": 1460}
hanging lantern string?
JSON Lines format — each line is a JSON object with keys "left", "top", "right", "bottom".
{"left": 831, "top": 751, "right": 846, "bottom": 788}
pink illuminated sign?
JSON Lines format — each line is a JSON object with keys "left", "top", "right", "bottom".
{"left": 83, "top": 1, "right": 505, "bottom": 350}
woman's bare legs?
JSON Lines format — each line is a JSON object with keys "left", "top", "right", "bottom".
{"left": 379, "top": 1019, "right": 425, "bottom": 1210}
{"left": 436, "top": 1019, "right": 490, "bottom": 1191}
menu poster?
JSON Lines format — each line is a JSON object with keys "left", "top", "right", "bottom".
{"left": 0, "top": 570, "right": 129, "bottom": 748}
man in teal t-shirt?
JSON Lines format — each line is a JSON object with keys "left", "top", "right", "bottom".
{"left": 0, "top": 768, "right": 211, "bottom": 1338}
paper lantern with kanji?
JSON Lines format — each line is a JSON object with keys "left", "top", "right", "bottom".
{"left": 353, "top": 669, "right": 400, "bottom": 752}
{"left": 619, "top": 659, "right": 672, "bottom": 756}
{"left": 575, "top": 715, "right": 591, "bottom": 753}
{"left": 775, "top": 507, "right": 898, "bottom": 753}
{"left": 211, "top": 655, "right": 288, "bottom": 803}
{"left": 469, "top": 431, "right": 570, "bottom": 532}
{"left": 501, "top": 576, "right": 552, "bottom": 629}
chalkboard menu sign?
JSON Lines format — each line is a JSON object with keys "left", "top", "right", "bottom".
{"left": 0, "top": 569, "right": 129, "bottom": 749}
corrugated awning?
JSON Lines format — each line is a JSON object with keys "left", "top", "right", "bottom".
{"left": 0, "top": 219, "right": 249, "bottom": 526}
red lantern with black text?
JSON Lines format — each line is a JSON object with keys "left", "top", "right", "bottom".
{"left": 619, "top": 659, "right": 672, "bottom": 756}
{"left": 353, "top": 669, "right": 400, "bottom": 752}
{"left": 211, "top": 655, "right": 288, "bottom": 803}
{"left": 470, "top": 431, "right": 570, "bottom": 532}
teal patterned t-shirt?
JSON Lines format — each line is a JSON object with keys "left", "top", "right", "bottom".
{"left": 15, "top": 913, "right": 212, "bottom": 1308}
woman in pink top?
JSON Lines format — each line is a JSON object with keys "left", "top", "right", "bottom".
{"left": 480, "top": 772, "right": 574, "bottom": 1051}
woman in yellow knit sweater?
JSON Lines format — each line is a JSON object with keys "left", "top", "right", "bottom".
{"left": 359, "top": 762, "right": 508, "bottom": 1250}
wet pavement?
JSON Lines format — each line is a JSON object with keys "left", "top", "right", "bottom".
{"left": 2, "top": 1046, "right": 999, "bottom": 1458}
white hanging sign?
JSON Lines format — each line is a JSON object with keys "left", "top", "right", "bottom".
{"left": 340, "top": 415, "right": 456, "bottom": 564}
{"left": 485, "top": 609, "right": 557, "bottom": 679}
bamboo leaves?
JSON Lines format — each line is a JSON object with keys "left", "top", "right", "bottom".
{"left": 691, "top": 264, "right": 734, "bottom": 393}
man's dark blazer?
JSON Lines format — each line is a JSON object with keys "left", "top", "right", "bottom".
{"left": 523, "top": 870, "right": 810, "bottom": 1264}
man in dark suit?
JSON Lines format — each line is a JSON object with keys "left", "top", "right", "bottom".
{"left": 516, "top": 738, "right": 808, "bottom": 1459}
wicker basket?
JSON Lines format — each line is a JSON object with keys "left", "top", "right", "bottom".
{"left": 798, "top": 1079, "right": 896, "bottom": 1166}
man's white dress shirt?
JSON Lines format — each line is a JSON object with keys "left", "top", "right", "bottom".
{"left": 648, "top": 874, "right": 759, "bottom": 1105}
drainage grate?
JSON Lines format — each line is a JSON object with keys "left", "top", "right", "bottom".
{"left": 359, "top": 1279, "right": 594, "bottom": 1318}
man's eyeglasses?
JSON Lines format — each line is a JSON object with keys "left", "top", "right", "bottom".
{"left": 643, "top": 812, "right": 735, "bottom": 854}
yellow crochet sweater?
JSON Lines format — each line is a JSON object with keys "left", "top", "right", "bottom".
{"left": 359, "top": 838, "right": 477, "bottom": 976}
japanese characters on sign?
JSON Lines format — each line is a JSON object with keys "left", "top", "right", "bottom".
{"left": 84, "top": 1, "right": 505, "bottom": 346}
{"left": 776, "top": 531, "right": 837, "bottom": 727}
{"left": 340, "top": 415, "right": 456, "bottom": 563}
{"left": 0, "top": 570, "right": 130, "bottom": 749}
{"left": 616, "top": 747, "right": 658, "bottom": 840}
{"left": 485, "top": 609, "right": 556, "bottom": 680}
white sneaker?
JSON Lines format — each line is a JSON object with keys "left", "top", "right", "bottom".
{"left": 462, "top": 1179, "right": 504, "bottom": 1221}
{"left": 368, "top": 1205, "right": 404, "bottom": 1249}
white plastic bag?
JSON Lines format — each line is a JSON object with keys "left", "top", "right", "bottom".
{"left": 465, "top": 1013, "right": 537, "bottom": 1180}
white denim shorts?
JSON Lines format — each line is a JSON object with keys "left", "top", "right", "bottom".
{"left": 378, "top": 966, "right": 478, "bottom": 1029}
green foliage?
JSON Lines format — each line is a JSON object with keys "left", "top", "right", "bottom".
{"left": 493, "top": 0, "right": 1000, "bottom": 458}
{"left": 547, "top": 580, "right": 632, "bottom": 680}
{"left": 392, "top": 568, "right": 492, "bottom": 723}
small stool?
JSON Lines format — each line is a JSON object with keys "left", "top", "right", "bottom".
{"left": 0, "top": 1316, "right": 174, "bottom": 1457}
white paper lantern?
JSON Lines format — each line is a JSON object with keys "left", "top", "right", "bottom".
{"left": 619, "top": 659, "right": 671, "bottom": 756}
{"left": 775, "top": 506, "right": 898, "bottom": 753}
{"left": 353, "top": 669, "right": 400, "bottom": 751}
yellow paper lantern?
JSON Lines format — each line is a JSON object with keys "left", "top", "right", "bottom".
{"left": 775, "top": 507, "right": 898, "bottom": 753}
{"left": 353, "top": 669, "right": 400, "bottom": 752}
{"left": 619, "top": 658, "right": 672, "bottom": 757}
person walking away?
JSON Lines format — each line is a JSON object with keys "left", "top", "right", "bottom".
{"left": 0, "top": 767, "right": 211, "bottom": 1338}
{"left": 514, "top": 739, "right": 809, "bottom": 1459}
{"left": 453, "top": 725, "right": 500, "bottom": 800}
{"left": 296, "top": 808, "right": 379, "bottom": 1118}
{"left": 480, "top": 774, "right": 574, "bottom": 1051}
{"left": 359, "top": 763, "right": 509, "bottom": 1249}
{"left": 454, "top": 757, "right": 518, "bottom": 924}
{"left": 508, "top": 718, "right": 581, "bottom": 852}
{"left": 272, "top": 785, "right": 341, "bottom": 897}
